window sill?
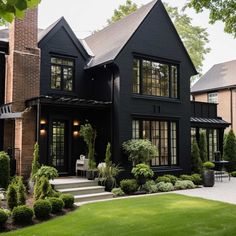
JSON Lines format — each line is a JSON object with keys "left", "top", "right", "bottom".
{"left": 132, "top": 94, "right": 181, "bottom": 103}
{"left": 151, "top": 166, "right": 183, "bottom": 172}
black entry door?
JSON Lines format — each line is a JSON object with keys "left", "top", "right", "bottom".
{"left": 50, "top": 120, "right": 68, "bottom": 174}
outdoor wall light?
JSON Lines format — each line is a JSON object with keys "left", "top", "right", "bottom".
{"left": 73, "top": 120, "right": 80, "bottom": 137}
{"left": 40, "top": 119, "right": 47, "bottom": 135}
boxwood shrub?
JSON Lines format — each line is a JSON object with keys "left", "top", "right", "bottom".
{"left": 48, "top": 197, "right": 64, "bottom": 214}
{"left": 120, "top": 179, "right": 138, "bottom": 194}
{"left": 180, "top": 175, "right": 194, "bottom": 182}
{"left": 0, "top": 209, "right": 8, "bottom": 227}
{"left": 191, "top": 174, "right": 202, "bottom": 185}
{"left": 163, "top": 175, "right": 178, "bottom": 185}
{"left": 60, "top": 194, "right": 75, "bottom": 208}
{"left": 111, "top": 188, "right": 125, "bottom": 197}
{"left": 231, "top": 171, "right": 236, "bottom": 177}
{"left": 0, "top": 151, "right": 10, "bottom": 189}
{"left": 143, "top": 180, "right": 158, "bottom": 193}
{"left": 12, "top": 205, "right": 34, "bottom": 224}
{"left": 33, "top": 199, "right": 52, "bottom": 219}
{"left": 156, "top": 182, "right": 174, "bottom": 192}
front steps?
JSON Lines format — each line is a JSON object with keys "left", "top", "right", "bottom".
{"left": 51, "top": 178, "right": 113, "bottom": 204}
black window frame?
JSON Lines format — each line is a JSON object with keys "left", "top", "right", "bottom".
{"left": 132, "top": 57, "right": 180, "bottom": 99}
{"left": 132, "top": 118, "right": 179, "bottom": 167}
{"left": 50, "top": 56, "right": 75, "bottom": 92}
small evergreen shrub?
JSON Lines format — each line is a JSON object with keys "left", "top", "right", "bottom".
{"left": 143, "top": 180, "right": 158, "bottom": 193}
{"left": 191, "top": 174, "right": 202, "bottom": 185}
{"left": 199, "top": 132, "right": 208, "bottom": 163}
{"left": 34, "top": 176, "right": 53, "bottom": 200}
{"left": 30, "top": 143, "right": 41, "bottom": 181}
{"left": 231, "top": 171, "right": 236, "bottom": 177}
{"left": 180, "top": 175, "right": 193, "bottom": 181}
{"left": 156, "top": 182, "right": 174, "bottom": 192}
{"left": 33, "top": 199, "right": 52, "bottom": 219}
{"left": 175, "top": 180, "right": 195, "bottom": 190}
{"left": 60, "top": 194, "right": 74, "bottom": 208}
{"left": 111, "top": 188, "right": 125, "bottom": 197}
{"left": 6, "top": 183, "right": 18, "bottom": 210}
{"left": 12, "top": 205, "right": 34, "bottom": 224}
{"left": 163, "top": 175, "right": 178, "bottom": 185}
{"left": 203, "top": 162, "right": 215, "bottom": 169}
{"left": 224, "top": 130, "right": 236, "bottom": 171}
{"left": 156, "top": 176, "right": 171, "bottom": 184}
{"left": 0, "top": 151, "right": 10, "bottom": 189}
{"left": 0, "top": 209, "right": 8, "bottom": 227}
{"left": 120, "top": 179, "right": 138, "bottom": 194}
{"left": 48, "top": 197, "right": 64, "bottom": 214}
{"left": 17, "top": 177, "right": 26, "bottom": 205}
{"left": 191, "top": 140, "right": 202, "bottom": 174}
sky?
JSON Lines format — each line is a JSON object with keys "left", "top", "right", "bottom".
{"left": 13, "top": 0, "right": 236, "bottom": 74}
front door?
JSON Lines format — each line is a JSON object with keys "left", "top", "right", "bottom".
{"left": 50, "top": 120, "right": 68, "bottom": 174}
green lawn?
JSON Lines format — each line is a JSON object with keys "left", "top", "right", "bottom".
{"left": 2, "top": 194, "right": 236, "bottom": 236}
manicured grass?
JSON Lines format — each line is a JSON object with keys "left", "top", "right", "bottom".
{"left": 2, "top": 194, "right": 236, "bottom": 236}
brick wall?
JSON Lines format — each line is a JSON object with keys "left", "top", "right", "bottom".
{"left": 4, "top": 8, "right": 40, "bottom": 177}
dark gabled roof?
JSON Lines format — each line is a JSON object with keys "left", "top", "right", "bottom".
{"left": 191, "top": 60, "right": 236, "bottom": 93}
{"left": 84, "top": 0, "right": 158, "bottom": 68}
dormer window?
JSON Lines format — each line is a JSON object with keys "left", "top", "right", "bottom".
{"left": 51, "top": 56, "right": 74, "bottom": 91}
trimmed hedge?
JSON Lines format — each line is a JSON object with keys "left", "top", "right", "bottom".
{"left": 33, "top": 199, "right": 52, "bottom": 219}
{"left": 180, "top": 175, "right": 193, "bottom": 182}
{"left": 231, "top": 171, "right": 236, "bottom": 177}
{"left": 191, "top": 174, "right": 202, "bottom": 185}
{"left": 60, "top": 194, "right": 74, "bottom": 208}
{"left": 175, "top": 180, "right": 195, "bottom": 190}
{"left": 143, "top": 180, "right": 158, "bottom": 193}
{"left": 156, "top": 176, "right": 171, "bottom": 184}
{"left": 12, "top": 205, "right": 34, "bottom": 224}
{"left": 157, "top": 182, "right": 174, "bottom": 192}
{"left": 48, "top": 197, "right": 64, "bottom": 214}
{"left": 0, "top": 151, "right": 10, "bottom": 189}
{"left": 163, "top": 175, "right": 178, "bottom": 185}
{"left": 120, "top": 179, "right": 138, "bottom": 194}
{"left": 0, "top": 209, "right": 8, "bottom": 227}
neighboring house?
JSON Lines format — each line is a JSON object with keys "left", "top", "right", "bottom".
{"left": 192, "top": 60, "right": 236, "bottom": 133}
{"left": 0, "top": 0, "right": 229, "bottom": 178}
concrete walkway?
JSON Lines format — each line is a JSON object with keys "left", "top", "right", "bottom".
{"left": 173, "top": 177, "right": 236, "bottom": 205}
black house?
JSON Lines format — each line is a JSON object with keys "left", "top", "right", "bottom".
{"left": 0, "top": 0, "right": 229, "bottom": 177}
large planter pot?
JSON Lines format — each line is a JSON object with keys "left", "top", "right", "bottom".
{"left": 105, "top": 179, "right": 115, "bottom": 192}
{"left": 86, "top": 170, "right": 95, "bottom": 180}
{"left": 137, "top": 175, "right": 146, "bottom": 186}
{"left": 203, "top": 170, "right": 215, "bottom": 187}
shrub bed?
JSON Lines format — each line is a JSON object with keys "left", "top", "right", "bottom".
{"left": 60, "top": 194, "right": 75, "bottom": 209}
{"left": 33, "top": 199, "right": 52, "bottom": 219}
{"left": 12, "top": 205, "right": 34, "bottom": 224}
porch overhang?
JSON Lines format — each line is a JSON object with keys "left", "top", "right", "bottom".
{"left": 190, "top": 117, "right": 230, "bottom": 128}
{"left": 0, "top": 103, "right": 22, "bottom": 119}
{"left": 26, "top": 95, "right": 112, "bottom": 109}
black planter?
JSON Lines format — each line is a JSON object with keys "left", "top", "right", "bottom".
{"left": 86, "top": 170, "right": 95, "bottom": 180}
{"left": 105, "top": 179, "right": 115, "bottom": 192}
{"left": 137, "top": 175, "right": 146, "bottom": 186}
{"left": 203, "top": 170, "right": 215, "bottom": 187}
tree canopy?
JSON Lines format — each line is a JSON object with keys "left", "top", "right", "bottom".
{"left": 187, "top": 0, "right": 236, "bottom": 38}
{"left": 107, "top": 1, "right": 210, "bottom": 76}
{"left": 0, "top": 0, "right": 41, "bottom": 25}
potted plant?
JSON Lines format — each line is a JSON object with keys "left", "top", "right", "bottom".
{"left": 202, "top": 161, "right": 215, "bottom": 187}
{"left": 122, "top": 139, "right": 158, "bottom": 166}
{"left": 131, "top": 163, "right": 154, "bottom": 186}
{"left": 80, "top": 123, "right": 97, "bottom": 180}
{"left": 97, "top": 143, "right": 122, "bottom": 191}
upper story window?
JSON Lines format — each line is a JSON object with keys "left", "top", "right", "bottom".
{"left": 208, "top": 92, "right": 218, "bottom": 104}
{"left": 51, "top": 57, "right": 74, "bottom": 91}
{"left": 133, "top": 58, "right": 179, "bottom": 99}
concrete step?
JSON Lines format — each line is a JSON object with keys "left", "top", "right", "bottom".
{"left": 59, "top": 186, "right": 105, "bottom": 195}
{"left": 74, "top": 192, "right": 114, "bottom": 203}
{"left": 52, "top": 180, "right": 98, "bottom": 190}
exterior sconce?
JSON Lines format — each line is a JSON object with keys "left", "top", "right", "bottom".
{"left": 40, "top": 119, "right": 47, "bottom": 135}
{"left": 73, "top": 120, "right": 80, "bottom": 137}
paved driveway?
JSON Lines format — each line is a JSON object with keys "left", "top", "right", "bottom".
{"left": 174, "top": 177, "right": 236, "bottom": 205}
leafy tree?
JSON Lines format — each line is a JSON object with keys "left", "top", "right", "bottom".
{"left": 191, "top": 139, "right": 202, "bottom": 174}
{"left": 107, "top": 1, "right": 210, "bottom": 77}
{"left": 107, "top": 0, "right": 137, "bottom": 24}
{"left": 187, "top": 0, "right": 236, "bottom": 38}
{"left": 199, "top": 132, "right": 208, "bottom": 162}
{"left": 223, "top": 130, "right": 236, "bottom": 171}
{"left": 0, "top": 0, "right": 41, "bottom": 25}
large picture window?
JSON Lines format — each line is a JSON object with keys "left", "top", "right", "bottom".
{"left": 51, "top": 57, "right": 74, "bottom": 91}
{"left": 132, "top": 119, "right": 178, "bottom": 167}
{"left": 133, "top": 58, "right": 179, "bottom": 98}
